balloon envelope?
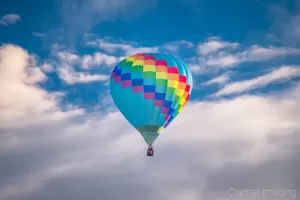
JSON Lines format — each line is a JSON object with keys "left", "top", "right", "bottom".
{"left": 109, "top": 53, "right": 193, "bottom": 145}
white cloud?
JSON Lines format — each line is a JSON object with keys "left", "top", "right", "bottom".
{"left": 126, "top": 46, "right": 159, "bottom": 56}
{"left": 215, "top": 65, "right": 300, "bottom": 96}
{"left": 86, "top": 37, "right": 196, "bottom": 56}
{"left": 181, "top": 37, "right": 300, "bottom": 74}
{"left": 0, "top": 44, "right": 83, "bottom": 128}
{"left": 57, "top": 51, "right": 80, "bottom": 65}
{"left": 86, "top": 37, "right": 195, "bottom": 58}
{"left": 188, "top": 64, "right": 204, "bottom": 74}
{"left": 50, "top": 45, "right": 119, "bottom": 84}
{"left": 2, "top": 35, "right": 300, "bottom": 200}
{"left": 201, "top": 45, "right": 300, "bottom": 69}
{"left": 41, "top": 62, "right": 55, "bottom": 72}
{"left": 0, "top": 108, "right": 142, "bottom": 199}
{"left": 204, "top": 53, "right": 240, "bottom": 68}
{"left": 55, "top": 49, "right": 118, "bottom": 69}
{"left": 202, "top": 72, "right": 232, "bottom": 86}
{"left": 195, "top": 36, "right": 300, "bottom": 70}
{"left": 163, "top": 40, "right": 194, "bottom": 53}
{"left": 51, "top": 43, "right": 67, "bottom": 52}
{"left": 241, "top": 45, "right": 300, "bottom": 62}
{"left": 198, "top": 37, "right": 239, "bottom": 55}
{"left": 1, "top": 81, "right": 300, "bottom": 200}
{"left": 86, "top": 39, "right": 133, "bottom": 53}
{"left": 58, "top": 64, "right": 109, "bottom": 84}
{"left": 0, "top": 14, "right": 21, "bottom": 25}
{"left": 81, "top": 53, "right": 118, "bottom": 69}
{"left": 164, "top": 83, "right": 300, "bottom": 164}
{"left": 86, "top": 38, "right": 159, "bottom": 56}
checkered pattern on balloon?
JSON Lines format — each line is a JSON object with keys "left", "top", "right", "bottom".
{"left": 111, "top": 53, "right": 191, "bottom": 129}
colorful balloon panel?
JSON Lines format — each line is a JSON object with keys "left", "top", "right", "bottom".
{"left": 109, "top": 53, "right": 193, "bottom": 145}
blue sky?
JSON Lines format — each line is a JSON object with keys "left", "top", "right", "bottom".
{"left": 1, "top": 0, "right": 300, "bottom": 109}
{"left": 1, "top": 0, "right": 300, "bottom": 200}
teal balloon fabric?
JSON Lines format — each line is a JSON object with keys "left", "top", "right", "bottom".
{"left": 110, "top": 53, "right": 193, "bottom": 145}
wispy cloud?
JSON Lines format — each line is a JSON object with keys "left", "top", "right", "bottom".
{"left": 202, "top": 72, "right": 232, "bottom": 86}
{"left": 0, "top": 14, "right": 21, "bottom": 25}
{"left": 32, "top": 32, "right": 46, "bottom": 38}
{"left": 163, "top": 40, "right": 194, "bottom": 54}
{"left": 59, "top": 0, "right": 158, "bottom": 44}
{"left": 58, "top": 64, "right": 109, "bottom": 84}
{"left": 46, "top": 39, "right": 122, "bottom": 85}
{"left": 203, "top": 45, "right": 300, "bottom": 68}
{"left": 86, "top": 38, "right": 159, "bottom": 56}
{"left": 57, "top": 51, "right": 80, "bottom": 65}
{"left": 241, "top": 45, "right": 300, "bottom": 62}
{"left": 198, "top": 36, "right": 239, "bottom": 55}
{"left": 215, "top": 65, "right": 300, "bottom": 96}
{"left": 54, "top": 51, "right": 114, "bottom": 84}
{"left": 86, "top": 36, "right": 196, "bottom": 56}
{"left": 188, "top": 64, "right": 204, "bottom": 74}
{"left": 190, "top": 36, "right": 300, "bottom": 73}
{"left": 268, "top": 3, "right": 300, "bottom": 45}
{"left": 55, "top": 50, "right": 118, "bottom": 69}
{"left": 41, "top": 61, "right": 55, "bottom": 72}
{"left": 81, "top": 53, "right": 118, "bottom": 69}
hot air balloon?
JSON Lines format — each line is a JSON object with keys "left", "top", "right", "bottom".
{"left": 109, "top": 53, "right": 193, "bottom": 156}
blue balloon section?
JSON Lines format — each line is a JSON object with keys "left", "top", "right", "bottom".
{"left": 109, "top": 53, "right": 193, "bottom": 145}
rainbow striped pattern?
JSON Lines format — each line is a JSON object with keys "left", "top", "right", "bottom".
{"left": 111, "top": 53, "right": 192, "bottom": 128}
